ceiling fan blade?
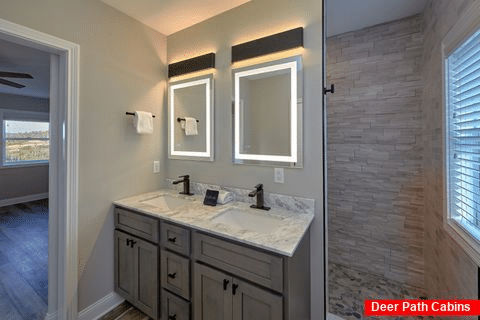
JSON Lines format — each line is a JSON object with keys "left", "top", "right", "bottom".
{"left": 0, "top": 71, "right": 33, "bottom": 79}
{"left": 0, "top": 78, "right": 26, "bottom": 88}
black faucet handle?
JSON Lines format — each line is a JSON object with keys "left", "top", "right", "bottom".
{"left": 254, "top": 183, "right": 263, "bottom": 190}
{"left": 179, "top": 174, "right": 190, "bottom": 179}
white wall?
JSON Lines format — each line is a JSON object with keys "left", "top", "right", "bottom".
{"left": 166, "top": 0, "right": 325, "bottom": 316}
{"left": 0, "top": 0, "right": 168, "bottom": 311}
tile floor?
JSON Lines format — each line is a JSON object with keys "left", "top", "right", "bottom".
{"left": 329, "top": 263, "right": 429, "bottom": 320}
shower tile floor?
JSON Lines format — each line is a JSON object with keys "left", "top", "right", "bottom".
{"left": 329, "top": 263, "right": 430, "bottom": 320}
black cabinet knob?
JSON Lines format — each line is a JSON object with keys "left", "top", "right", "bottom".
{"left": 167, "top": 237, "right": 177, "bottom": 243}
{"left": 232, "top": 283, "right": 239, "bottom": 295}
{"left": 168, "top": 315, "right": 177, "bottom": 320}
{"left": 168, "top": 272, "right": 177, "bottom": 279}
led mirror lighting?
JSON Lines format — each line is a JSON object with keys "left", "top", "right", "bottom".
{"left": 169, "top": 74, "right": 214, "bottom": 161}
{"left": 233, "top": 56, "right": 302, "bottom": 165}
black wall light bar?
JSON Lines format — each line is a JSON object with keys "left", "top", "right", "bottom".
{"left": 168, "top": 53, "right": 216, "bottom": 78}
{"left": 231, "top": 27, "right": 304, "bottom": 63}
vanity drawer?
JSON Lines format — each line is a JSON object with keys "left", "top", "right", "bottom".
{"left": 161, "top": 221, "right": 190, "bottom": 256}
{"left": 114, "top": 207, "right": 159, "bottom": 243}
{"left": 193, "top": 232, "right": 283, "bottom": 293}
{"left": 161, "top": 249, "right": 190, "bottom": 300}
{"left": 162, "top": 290, "right": 191, "bottom": 320}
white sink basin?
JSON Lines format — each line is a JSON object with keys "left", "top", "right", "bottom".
{"left": 141, "top": 195, "right": 192, "bottom": 210}
{"left": 212, "top": 208, "right": 283, "bottom": 233}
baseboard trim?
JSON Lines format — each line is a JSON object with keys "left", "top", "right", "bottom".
{"left": 0, "top": 193, "right": 49, "bottom": 208}
{"left": 78, "top": 292, "right": 124, "bottom": 320}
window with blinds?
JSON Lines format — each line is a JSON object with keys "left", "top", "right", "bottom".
{"left": 445, "top": 28, "right": 480, "bottom": 240}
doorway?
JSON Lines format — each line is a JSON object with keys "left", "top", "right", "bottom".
{"left": 0, "top": 18, "right": 79, "bottom": 320}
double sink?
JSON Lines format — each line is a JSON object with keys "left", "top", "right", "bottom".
{"left": 140, "top": 194, "right": 283, "bottom": 233}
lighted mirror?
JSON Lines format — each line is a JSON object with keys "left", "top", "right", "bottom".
{"left": 168, "top": 74, "right": 214, "bottom": 161}
{"left": 233, "top": 55, "right": 303, "bottom": 167}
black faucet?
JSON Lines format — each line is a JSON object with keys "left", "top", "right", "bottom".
{"left": 248, "top": 184, "right": 270, "bottom": 210}
{"left": 172, "top": 175, "right": 193, "bottom": 195}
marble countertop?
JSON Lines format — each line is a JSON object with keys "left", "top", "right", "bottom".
{"left": 113, "top": 189, "right": 314, "bottom": 257}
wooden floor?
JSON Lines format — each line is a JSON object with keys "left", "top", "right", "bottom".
{"left": 0, "top": 199, "right": 48, "bottom": 320}
{"left": 100, "top": 301, "right": 151, "bottom": 320}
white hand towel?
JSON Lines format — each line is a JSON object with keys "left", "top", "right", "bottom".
{"left": 133, "top": 111, "right": 153, "bottom": 134}
{"left": 185, "top": 117, "right": 198, "bottom": 136}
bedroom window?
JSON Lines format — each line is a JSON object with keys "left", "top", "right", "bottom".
{"left": 0, "top": 110, "right": 50, "bottom": 167}
{"left": 3, "top": 120, "right": 49, "bottom": 165}
{"left": 443, "top": 1, "right": 480, "bottom": 265}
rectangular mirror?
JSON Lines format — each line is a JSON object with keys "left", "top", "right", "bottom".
{"left": 233, "top": 55, "right": 303, "bottom": 167}
{"left": 168, "top": 74, "right": 214, "bottom": 161}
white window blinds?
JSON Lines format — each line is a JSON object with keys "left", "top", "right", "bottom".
{"left": 446, "top": 28, "right": 480, "bottom": 235}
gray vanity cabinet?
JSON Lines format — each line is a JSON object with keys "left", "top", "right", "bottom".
{"left": 114, "top": 206, "right": 311, "bottom": 320}
{"left": 193, "top": 263, "right": 283, "bottom": 320}
{"left": 114, "top": 230, "right": 159, "bottom": 319}
{"left": 114, "top": 208, "right": 160, "bottom": 320}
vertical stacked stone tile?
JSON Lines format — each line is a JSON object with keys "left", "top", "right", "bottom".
{"left": 422, "top": 0, "right": 477, "bottom": 300}
{"left": 327, "top": 14, "right": 425, "bottom": 288}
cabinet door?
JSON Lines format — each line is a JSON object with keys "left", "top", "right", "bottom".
{"left": 114, "top": 230, "right": 135, "bottom": 301}
{"left": 232, "top": 279, "right": 283, "bottom": 320}
{"left": 134, "top": 237, "right": 159, "bottom": 319}
{"left": 194, "top": 263, "right": 232, "bottom": 320}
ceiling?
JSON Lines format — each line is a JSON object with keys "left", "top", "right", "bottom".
{"left": 326, "top": 0, "right": 429, "bottom": 37}
{"left": 0, "top": 39, "right": 50, "bottom": 99}
{"left": 0, "top": 0, "right": 430, "bottom": 99}
{"left": 100, "top": 0, "right": 252, "bottom": 36}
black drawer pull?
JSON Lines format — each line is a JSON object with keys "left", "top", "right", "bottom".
{"left": 223, "top": 279, "right": 229, "bottom": 291}
{"left": 168, "top": 315, "right": 177, "bottom": 320}
{"left": 168, "top": 272, "right": 177, "bottom": 279}
{"left": 232, "top": 283, "right": 239, "bottom": 295}
{"left": 167, "top": 237, "right": 177, "bottom": 243}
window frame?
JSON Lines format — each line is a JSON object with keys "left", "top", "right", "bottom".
{"left": 0, "top": 109, "right": 50, "bottom": 168}
{"left": 442, "top": 0, "right": 480, "bottom": 266}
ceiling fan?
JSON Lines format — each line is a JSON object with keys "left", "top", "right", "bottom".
{"left": 0, "top": 71, "right": 33, "bottom": 88}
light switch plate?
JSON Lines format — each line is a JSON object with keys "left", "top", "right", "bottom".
{"left": 153, "top": 161, "right": 160, "bottom": 173}
{"left": 274, "top": 168, "right": 284, "bottom": 184}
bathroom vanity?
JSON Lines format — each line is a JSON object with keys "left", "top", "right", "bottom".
{"left": 113, "top": 189, "right": 313, "bottom": 320}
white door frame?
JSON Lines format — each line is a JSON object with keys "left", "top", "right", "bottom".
{"left": 0, "top": 18, "right": 79, "bottom": 320}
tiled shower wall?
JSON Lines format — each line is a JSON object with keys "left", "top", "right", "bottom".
{"left": 327, "top": 14, "right": 425, "bottom": 287}
{"left": 422, "top": 0, "right": 477, "bottom": 299}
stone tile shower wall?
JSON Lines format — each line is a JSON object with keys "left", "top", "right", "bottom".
{"left": 422, "top": 0, "right": 477, "bottom": 299}
{"left": 327, "top": 14, "right": 425, "bottom": 287}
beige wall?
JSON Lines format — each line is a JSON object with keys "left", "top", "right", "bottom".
{"left": 166, "top": 0, "right": 324, "bottom": 316}
{"left": 0, "top": 0, "right": 168, "bottom": 311}
{"left": 423, "top": 0, "right": 478, "bottom": 300}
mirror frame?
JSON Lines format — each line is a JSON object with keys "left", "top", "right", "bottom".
{"left": 232, "top": 55, "right": 303, "bottom": 167}
{"left": 168, "top": 73, "right": 214, "bottom": 161}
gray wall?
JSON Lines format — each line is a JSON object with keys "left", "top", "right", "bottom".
{"left": 0, "top": 165, "right": 48, "bottom": 201}
{"left": 0, "top": 94, "right": 50, "bottom": 202}
{"left": 327, "top": 15, "right": 425, "bottom": 287}
{"left": 0, "top": 0, "right": 168, "bottom": 312}
{"left": 166, "top": 0, "right": 324, "bottom": 316}
{"left": 422, "top": 0, "right": 478, "bottom": 299}
{"left": 0, "top": 93, "right": 49, "bottom": 113}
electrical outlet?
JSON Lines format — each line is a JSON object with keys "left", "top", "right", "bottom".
{"left": 153, "top": 161, "right": 160, "bottom": 173}
{"left": 274, "top": 168, "right": 284, "bottom": 184}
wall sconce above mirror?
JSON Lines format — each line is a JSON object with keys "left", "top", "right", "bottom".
{"left": 233, "top": 55, "right": 303, "bottom": 168}
{"left": 168, "top": 54, "right": 215, "bottom": 161}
